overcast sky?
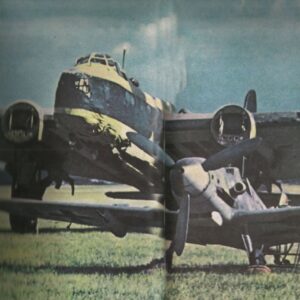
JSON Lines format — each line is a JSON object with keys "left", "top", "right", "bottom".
{"left": 0, "top": 0, "right": 300, "bottom": 112}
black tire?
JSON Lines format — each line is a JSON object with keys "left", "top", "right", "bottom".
{"left": 10, "top": 183, "right": 40, "bottom": 234}
{"left": 9, "top": 214, "right": 37, "bottom": 233}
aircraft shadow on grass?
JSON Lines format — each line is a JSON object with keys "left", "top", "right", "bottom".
{"left": 0, "top": 260, "right": 297, "bottom": 275}
{"left": 0, "top": 258, "right": 165, "bottom": 276}
{"left": 0, "top": 227, "right": 103, "bottom": 234}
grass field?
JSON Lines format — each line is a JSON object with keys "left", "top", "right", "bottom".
{"left": 1, "top": 185, "right": 300, "bottom": 300}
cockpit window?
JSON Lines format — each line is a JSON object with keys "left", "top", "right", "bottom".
{"left": 107, "top": 60, "right": 115, "bottom": 67}
{"left": 75, "top": 53, "right": 128, "bottom": 81}
{"left": 90, "top": 58, "right": 106, "bottom": 65}
{"left": 113, "top": 62, "right": 127, "bottom": 80}
{"left": 76, "top": 56, "right": 89, "bottom": 65}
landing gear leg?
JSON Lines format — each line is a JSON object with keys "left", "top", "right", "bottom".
{"left": 9, "top": 172, "right": 51, "bottom": 233}
{"left": 241, "top": 233, "right": 271, "bottom": 273}
{"left": 249, "top": 248, "right": 267, "bottom": 266}
{"left": 165, "top": 246, "right": 174, "bottom": 273}
{"left": 273, "top": 244, "right": 292, "bottom": 265}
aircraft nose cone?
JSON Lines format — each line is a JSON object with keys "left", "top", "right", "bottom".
{"left": 170, "top": 159, "right": 210, "bottom": 197}
{"left": 182, "top": 163, "right": 210, "bottom": 196}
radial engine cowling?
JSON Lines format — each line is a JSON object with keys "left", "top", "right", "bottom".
{"left": 1, "top": 101, "right": 43, "bottom": 144}
{"left": 210, "top": 105, "right": 256, "bottom": 147}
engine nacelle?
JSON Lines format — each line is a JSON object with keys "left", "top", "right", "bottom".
{"left": 1, "top": 100, "right": 43, "bottom": 144}
{"left": 210, "top": 105, "right": 256, "bottom": 147}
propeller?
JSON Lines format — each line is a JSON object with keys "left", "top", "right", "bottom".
{"left": 202, "top": 137, "right": 273, "bottom": 172}
{"left": 126, "top": 132, "right": 174, "bottom": 167}
{"left": 127, "top": 132, "right": 190, "bottom": 257}
{"left": 171, "top": 192, "right": 190, "bottom": 256}
{"left": 127, "top": 134, "right": 273, "bottom": 175}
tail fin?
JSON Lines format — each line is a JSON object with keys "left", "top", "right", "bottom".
{"left": 244, "top": 90, "right": 257, "bottom": 113}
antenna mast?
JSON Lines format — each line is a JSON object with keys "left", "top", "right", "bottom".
{"left": 122, "top": 49, "right": 126, "bottom": 69}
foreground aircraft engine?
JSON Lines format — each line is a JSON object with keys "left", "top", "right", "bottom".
{"left": 1, "top": 101, "right": 44, "bottom": 233}
{"left": 1, "top": 101, "right": 43, "bottom": 144}
{"left": 167, "top": 155, "right": 270, "bottom": 271}
{"left": 167, "top": 157, "right": 241, "bottom": 264}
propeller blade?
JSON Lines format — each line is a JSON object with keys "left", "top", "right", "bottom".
{"left": 171, "top": 193, "right": 190, "bottom": 256}
{"left": 244, "top": 89, "right": 257, "bottom": 113}
{"left": 127, "top": 132, "right": 175, "bottom": 167}
{"left": 202, "top": 137, "right": 268, "bottom": 171}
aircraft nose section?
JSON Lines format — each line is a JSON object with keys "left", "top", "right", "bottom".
{"left": 55, "top": 70, "right": 92, "bottom": 109}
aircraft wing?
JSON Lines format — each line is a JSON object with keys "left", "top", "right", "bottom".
{"left": 258, "top": 192, "right": 300, "bottom": 208}
{"left": 255, "top": 112, "right": 300, "bottom": 180}
{"left": 165, "top": 111, "right": 300, "bottom": 180}
{"left": 0, "top": 199, "right": 167, "bottom": 236}
{"left": 164, "top": 113, "right": 215, "bottom": 159}
{"left": 231, "top": 206, "right": 300, "bottom": 246}
{"left": 233, "top": 206, "right": 300, "bottom": 224}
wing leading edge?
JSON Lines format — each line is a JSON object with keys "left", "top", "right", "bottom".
{"left": 230, "top": 205, "right": 300, "bottom": 246}
{"left": 2, "top": 198, "right": 300, "bottom": 247}
{"left": 232, "top": 206, "right": 300, "bottom": 225}
{"left": 0, "top": 199, "right": 166, "bottom": 237}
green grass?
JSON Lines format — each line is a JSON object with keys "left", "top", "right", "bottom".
{"left": 1, "top": 185, "right": 300, "bottom": 299}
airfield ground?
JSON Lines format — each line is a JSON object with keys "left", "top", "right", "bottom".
{"left": 0, "top": 185, "right": 300, "bottom": 299}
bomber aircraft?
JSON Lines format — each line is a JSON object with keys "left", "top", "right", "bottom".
{"left": 0, "top": 52, "right": 300, "bottom": 272}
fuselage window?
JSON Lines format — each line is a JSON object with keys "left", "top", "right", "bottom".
{"left": 75, "top": 78, "right": 91, "bottom": 98}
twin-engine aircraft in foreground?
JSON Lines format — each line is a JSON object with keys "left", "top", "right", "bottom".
{"left": 0, "top": 52, "right": 300, "bottom": 272}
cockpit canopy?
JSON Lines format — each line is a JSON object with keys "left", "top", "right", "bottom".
{"left": 75, "top": 53, "right": 127, "bottom": 80}
{"left": 76, "top": 53, "right": 118, "bottom": 67}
